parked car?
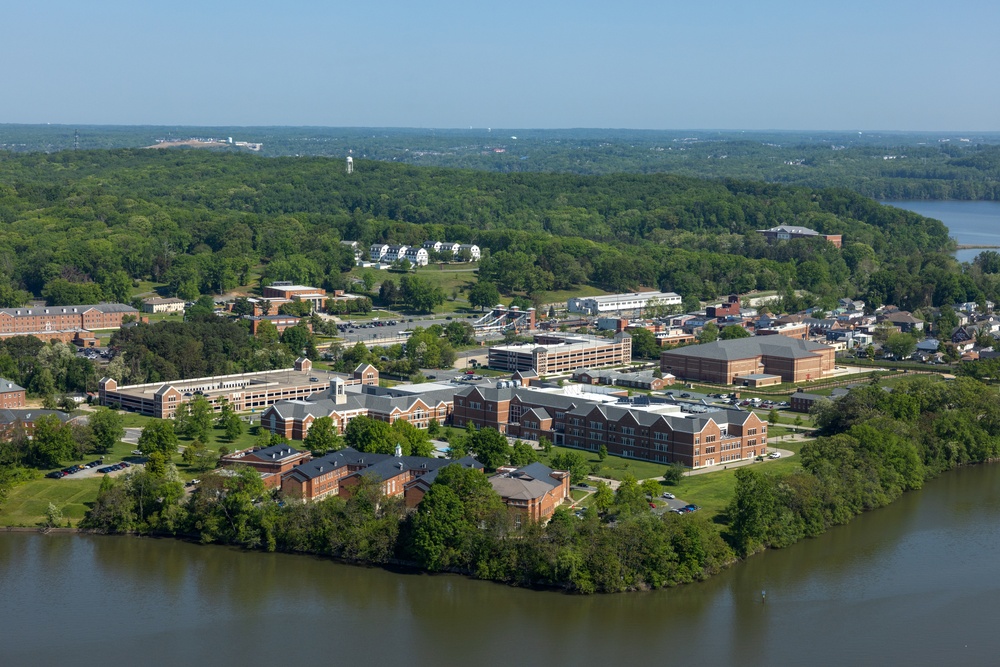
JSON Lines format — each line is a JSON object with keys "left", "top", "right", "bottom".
{"left": 684, "top": 504, "right": 700, "bottom": 512}
{"left": 662, "top": 492, "right": 675, "bottom": 499}
{"left": 46, "top": 471, "right": 65, "bottom": 479}
{"left": 768, "top": 452, "right": 781, "bottom": 459}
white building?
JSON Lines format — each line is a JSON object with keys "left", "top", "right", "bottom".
{"left": 567, "top": 291, "right": 682, "bottom": 316}
{"left": 457, "top": 244, "right": 480, "bottom": 261}
{"left": 369, "top": 244, "right": 389, "bottom": 262}
{"left": 385, "top": 245, "right": 409, "bottom": 262}
{"left": 404, "top": 247, "right": 429, "bottom": 266}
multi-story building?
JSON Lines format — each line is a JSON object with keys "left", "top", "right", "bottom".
{"left": 488, "top": 332, "right": 632, "bottom": 374}
{"left": 660, "top": 336, "right": 835, "bottom": 385}
{"left": 489, "top": 463, "right": 571, "bottom": 522}
{"left": 0, "top": 378, "right": 26, "bottom": 409}
{"left": 456, "top": 244, "right": 480, "bottom": 261}
{"left": 567, "top": 291, "right": 682, "bottom": 316}
{"left": 452, "top": 384, "right": 768, "bottom": 469}
{"left": 141, "top": 298, "right": 186, "bottom": 314}
{"left": 403, "top": 247, "right": 429, "bottom": 266}
{"left": 280, "top": 446, "right": 484, "bottom": 503}
{"left": 0, "top": 303, "right": 139, "bottom": 344}
{"left": 369, "top": 244, "right": 389, "bottom": 262}
{"left": 99, "top": 358, "right": 377, "bottom": 419}
{"left": 261, "top": 380, "right": 458, "bottom": 440}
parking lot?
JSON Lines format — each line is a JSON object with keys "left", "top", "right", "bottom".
{"left": 47, "top": 457, "right": 144, "bottom": 480}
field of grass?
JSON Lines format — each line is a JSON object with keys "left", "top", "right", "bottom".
{"left": 537, "top": 444, "right": 671, "bottom": 482}
{"left": 0, "top": 477, "right": 103, "bottom": 527}
{"left": 670, "top": 440, "right": 806, "bottom": 517}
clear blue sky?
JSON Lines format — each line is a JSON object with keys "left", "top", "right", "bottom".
{"left": 3, "top": 0, "right": 997, "bottom": 130}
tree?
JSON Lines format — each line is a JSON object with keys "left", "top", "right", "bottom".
{"left": 629, "top": 327, "right": 659, "bottom": 359}
{"left": 613, "top": 474, "right": 649, "bottom": 516}
{"left": 467, "top": 427, "right": 510, "bottom": 470}
{"left": 550, "top": 450, "right": 590, "bottom": 484}
{"left": 592, "top": 481, "right": 614, "bottom": 513}
{"left": 303, "top": 416, "right": 341, "bottom": 453}
{"left": 662, "top": 463, "right": 685, "bottom": 485}
{"left": 44, "top": 502, "right": 64, "bottom": 528}
{"left": 699, "top": 321, "right": 719, "bottom": 343}
{"left": 598, "top": 444, "right": 608, "bottom": 461}
{"left": 186, "top": 396, "right": 213, "bottom": 441}
{"left": 445, "top": 321, "right": 475, "bottom": 346}
{"left": 719, "top": 324, "right": 751, "bottom": 340}
{"left": 468, "top": 280, "right": 500, "bottom": 311}
{"left": 728, "top": 467, "right": 776, "bottom": 556}
{"left": 281, "top": 323, "right": 313, "bottom": 356}
{"left": 182, "top": 440, "right": 215, "bottom": 472}
{"left": 88, "top": 408, "right": 124, "bottom": 454}
{"left": 137, "top": 419, "right": 179, "bottom": 458}
{"left": 768, "top": 409, "right": 779, "bottom": 425}
{"left": 28, "top": 414, "right": 76, "bottom": 468}
{"left": 223, "top": 412, "right": 243, "bottom": 442}
{"left": 509, "top": 440, "right": 538, "bottom": 467}
{"left": 344, "top": 415, "right": 395, "bottom": 454}
{"left": 884, "top": 332, "right": 918, "bottom": 359}
{"left": 641, "top": 478, "right": 661, "bottom": 499}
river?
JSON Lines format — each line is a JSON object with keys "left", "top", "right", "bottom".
{"left": 884, "top": 200, "right": 1000, "bottom": 263}
{"left": 4, "top": 463, "right": 1000, "bottom": 666}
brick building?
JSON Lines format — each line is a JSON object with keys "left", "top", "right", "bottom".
{"left": 279, "top": 446, "right": 483, "bottom": 502}
{"left": 0, "top": 303, "right": 139, "bottom": 343}
{"left": 489, "top": 462, "right": 571, "bottom": 522}
{"left": 261, "top": 380, "right": 458, "bottom": 440}
{"left": 659, "top": 337, "right": 835, "bottom": 385}
{"left": 452, "top": 384, "right": 769, "bottom": 469}
{"left": 488, "top": 332, "right": 632, "bottom": 374}
{"left": 261, "top": 282, "right": 327, "bottom": 311}
{"left": 0, "top": 378, "right": 26, "bottom": 409}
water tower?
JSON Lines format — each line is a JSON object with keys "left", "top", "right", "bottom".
{"left": 346, "top": 156, "right": 354, "bottom": 174}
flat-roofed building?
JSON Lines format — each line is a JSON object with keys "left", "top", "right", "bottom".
{"left": 262, "top": 282, "right": 327, "bottom": 312}
{"left": 141, "top": 297, "right": 186, "bottom": 314}
{"left": 488, "top": 332, "right": 631, "bottom": 374}
{"left": 568, "top": 291, "right": 682, "bottom": 316}
{"left": 99, "top": 359, "right": 378, "bottom": 419}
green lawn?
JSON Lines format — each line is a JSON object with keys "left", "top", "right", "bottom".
{"left": 0, "top": 477, "right": 103, "bottom": 527}
{"left": 671, "top": 446, "right": 805, "bottom": 518}
{"left": 537, "top": 445, "right": 672, "bottom": 482}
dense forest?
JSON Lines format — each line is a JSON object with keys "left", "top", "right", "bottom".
{"left": 3, "top": 125, "right": 1000, "bottom": 200}
{"left": 727, "top": 376, "right": 1000, "bottom": 556}
{"left": 1, "top": 148, "right": 994, "bottom": 312}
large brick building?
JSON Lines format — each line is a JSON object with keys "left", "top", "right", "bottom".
{"left": 452, "top": 384, "right": 768, "bottom": 469}
{"left": 279, "top": 447, "right": 483, "bottom": 502}
{"left": 0, "top": 303, "right": 139, "bottom": 343}
{"left": 659, "top": 337, "right": 835, "bottom": 385}
{"left": 488, "top": 332, "right": 632, "bottom": 374}
{"left": 261, "top": 380, "right": 458, "bottom": 440}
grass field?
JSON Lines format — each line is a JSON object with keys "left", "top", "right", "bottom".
{"left": 670, "top": 439, "right": 806, "bottom": 517}
{"left": 0, "top": 408, "right": 274, "bottom": 527}
{"left": 537, "top": 444, "right": 672, "bottom": 482}
{"left": 0, "top": 477, "right": 103, "bottom": 527}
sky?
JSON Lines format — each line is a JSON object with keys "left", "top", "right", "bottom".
{"left": 3, "top": 0, "right": 998, "bottom": 130}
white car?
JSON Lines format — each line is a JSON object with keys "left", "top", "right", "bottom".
{"left": 662, "top": 492, "right": 675, "bottom": 499}
{"left": 768, "top": 452, "right": 781, "bottom": 459}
